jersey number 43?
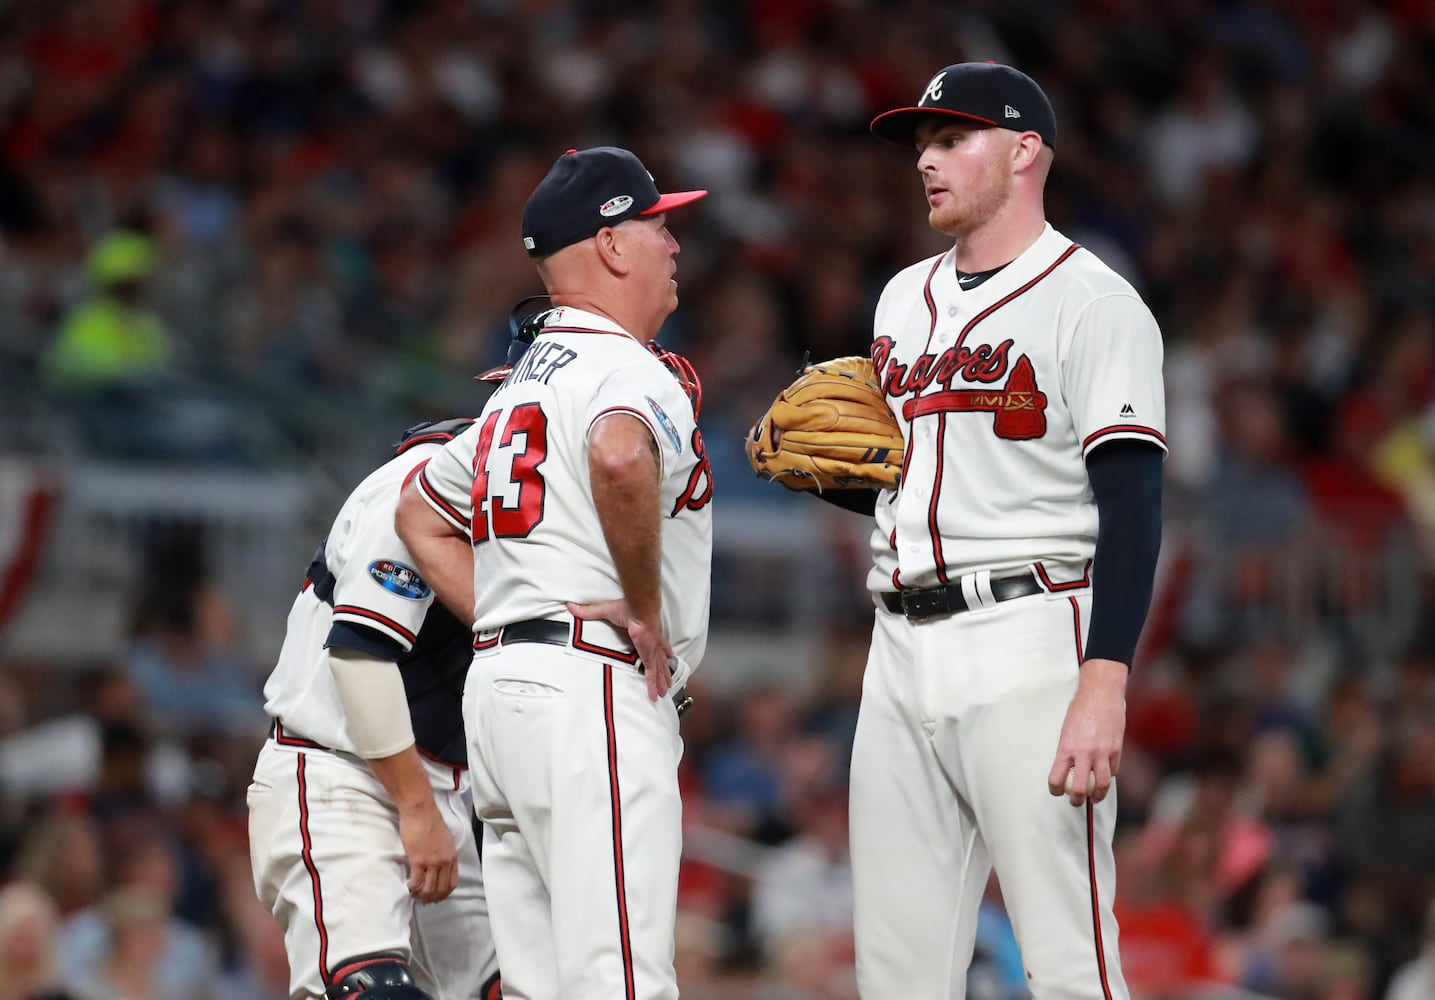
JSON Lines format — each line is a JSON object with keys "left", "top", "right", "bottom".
{"left": 469, "top": 402, "right": 547, "bottom": 543}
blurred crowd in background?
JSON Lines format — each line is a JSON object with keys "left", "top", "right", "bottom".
{"left": 2, "top": 0, "right": 1435, "bottom": 998}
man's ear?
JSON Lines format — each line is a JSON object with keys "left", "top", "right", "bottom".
{"left": 1012, "top": 132, "right": 1046, "bottom": 173}
{"left": 594, "top": 226, "right": 630, "bottom": 276}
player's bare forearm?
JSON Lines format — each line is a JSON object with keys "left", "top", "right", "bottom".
{"left": 395, "top": 484, "right": 476, "bottom": 625}
{"left": 582, "top": 413, "right": 674, "bottom": 699}
{"left": 368, "top": 747, "right": 460, "bottom": 903}
{"left": 1046, "top": 657, "right": 1127, "bottom": 807}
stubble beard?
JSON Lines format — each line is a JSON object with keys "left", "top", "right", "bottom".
{"left": 928, "top": 166, "right": 1013, "bottom": 242}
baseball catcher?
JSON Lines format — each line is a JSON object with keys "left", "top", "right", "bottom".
{"left": 747, "top": 355, "right": 904, "bottom": 492}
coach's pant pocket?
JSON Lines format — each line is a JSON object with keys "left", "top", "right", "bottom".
{"left": 493, "top": 678, "right": 563, "bottom": 698}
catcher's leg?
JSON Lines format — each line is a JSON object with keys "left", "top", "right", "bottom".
{"left": 247, "top": 742, "right": 417, "bottom": 999}
{"left": 408, "top": 777, "right": 499, "bottom": 999}
{"left": 850, "top": 608, "right": 991, "bottom": 999}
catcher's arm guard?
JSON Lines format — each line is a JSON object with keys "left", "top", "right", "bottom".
{"left": 746, "top": 355, "right": 904, "bottom": 492}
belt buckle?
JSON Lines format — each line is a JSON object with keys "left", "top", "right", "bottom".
{"left": 899, "top": 588, "right": 940, "bottom": 621}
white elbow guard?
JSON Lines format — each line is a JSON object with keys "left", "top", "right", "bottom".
{"left": 328, "top": 649, "right": 416, "bottom": 759}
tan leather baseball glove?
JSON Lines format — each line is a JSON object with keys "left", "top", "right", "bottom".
{"left": 747, "top": 355, "right": 904, "bottom": 491}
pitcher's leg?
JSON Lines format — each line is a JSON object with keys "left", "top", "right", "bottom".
{"left": 965, "top": 677, "right": 1126, "bottom": 999}
{"left": 850, "top": 614, "right": 989, "bottom": 999}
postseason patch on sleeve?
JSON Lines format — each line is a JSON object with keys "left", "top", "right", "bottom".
{"left": 367, "top": 559, "right": 432, "bottom": 600}
{"left": 646, "top": 396, "right": 683, "bottom": 453}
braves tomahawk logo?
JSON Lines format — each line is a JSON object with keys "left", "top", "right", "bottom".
{"left": 872, "top": 335, "right": 1048, "bottom": 440}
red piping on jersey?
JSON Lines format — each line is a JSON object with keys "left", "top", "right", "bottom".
{"left": 890, "top": 255, "right": 946, "bottom": 591}
{"left": 417, "top": 468, "right": 471, "bottom": 531}
{"left": 912, "top": 242, "right": 1080, "bottom": 585}
{"left": 928, "top": 413, "right": 949, "bottom": 584}
{"left": 1087, "top": 799, "right": 1115, "bottom": 1000}
{"left": 274, "top": 721, "right": 324, "bottom": 750}
{"left": 602, "top": 666, "right": 638, "bottom": 1000}
{"left": 540, "top": 325, "right": 639, "bottom": 341}
{"left": 574, "top": 619, "right": 640, "bottom": 665}
{"left": 592, "top": 405, "right": 653, "bottom": 436}
{"left": 296, "top": 755, "right": 332, "bottom": 986}
{"left": 1067, "top": 595, "right": 1114, "bottom": 998}
{"left": 333, "top": 605, "right": 418, "bottom": 646}
{"left": 473, "top": 631, "right": 499, "bottom": 651}
{"left": 954, "top": 243, "right": 1081, "bottom": 349}
{"left": 1081, "top": 424, "right": 1165, "bottom": 453}
{"left": 920, "top": 253, "right": 945, "bottom": 350}
{"left": 396, "top": 432, "right": 458, "bottom": 453}
{"left": 1035, "top": 560, "right": 1092, "bottom": 593}
{"left": 400, "top": 458, "right": 430, "bottom": 495}
{"left": 416, "top": 745, "right": 468, "bottom": 779}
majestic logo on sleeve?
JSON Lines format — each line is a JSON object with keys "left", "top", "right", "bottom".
{"left": 872, "top": 335, "right": 1048, "bottom": 440}
{"left": 367, "top": 560, "right": 432, "bottom": 600}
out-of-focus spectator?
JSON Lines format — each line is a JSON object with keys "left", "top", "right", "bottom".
{"left": 217, "top": 877, "right": 289, "bottom": 1000}
{"left": 12, "top": 808, "right": 105, "bottom": 918}
{"left": 1113, "top": 828, "right": 1227, "bottom": 999}
{"left": 59, "top": 837, "right": 217, "bottom": 1000}
{"left": 1386, "top": 900, "right": 1435, "bottom": 1000}
{"left": 673, "top": 909, "right": 747, "bottom": 1000}
{"left": 1241, "top": 899, "right": 1332, "bottom": 1000}
{"left": 64, "top": 887, "right": 173, "bottom": 1000}
{"left": 749, "top": 766, "right": 851, "bottom": 951}
{"left": 124, "top": 529, "right": 264, "bottom": 739}
{"left": 703, "top": 686, "right": 800, "bottom": 842}
{"left": 752, "top": 927, "right": 858, "bottom": 1000}
{"left": 39, "top": 229, "right": 170, "bottom": 394}
{"left": 0, "top": 881, "right": 78, "bottom": 1000}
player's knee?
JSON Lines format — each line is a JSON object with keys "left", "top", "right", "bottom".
{"left": 325, "top": 954, "right": 433, "bottom": 999}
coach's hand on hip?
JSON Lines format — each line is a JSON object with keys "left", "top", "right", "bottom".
{"left": 567, "top": 599, "right": 675, "bottom": 702}
{"left": 1046, "top": 657, "right": 1128, "bottom": 808}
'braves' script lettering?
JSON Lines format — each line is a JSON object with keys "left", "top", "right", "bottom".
{"left": 873, "top": 337, "right": 1049, "bottom": 441}
{"left": 872, "top": 336, "right": 1014, "bottom": 397}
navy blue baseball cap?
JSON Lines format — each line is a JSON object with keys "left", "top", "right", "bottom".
{"left": 870, "top": 62, "right": 1057, "bottom": 149}
{"left": 521, "top": 147, "right": 707, "bottom": 258}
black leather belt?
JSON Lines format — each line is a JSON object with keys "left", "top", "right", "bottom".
{"left": 499, "top": 619, "right": 571, "bottom": 646}
{"left": 497, "top": 618, "right": 694, "bottom": 717}
{"left": 880, "top": 571, "right": 1043, "bottom": 621}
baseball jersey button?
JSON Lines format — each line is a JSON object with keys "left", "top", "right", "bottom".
{"left": 948, "top": 306, "right": 958, "bottom": 317}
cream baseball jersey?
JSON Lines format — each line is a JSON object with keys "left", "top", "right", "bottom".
{"left": 865, "top": 223, "right": 1166, "bottom": 593}
{"left": 416, "top": 306, "right": 713, "bottom": 668}
{"left": 263, "top": 438, "right": 470, "bottom": 763}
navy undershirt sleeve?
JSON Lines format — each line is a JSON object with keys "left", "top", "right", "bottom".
{"left": 1084, "top": 441, "right": 1164, "bottom": 668}
{"left": 812, "top": 488, "right": 879, "bottom": 516}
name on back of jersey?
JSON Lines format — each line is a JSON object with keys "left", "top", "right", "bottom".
{"left": 506, "top": 339, "right": 579, "bottom": 387}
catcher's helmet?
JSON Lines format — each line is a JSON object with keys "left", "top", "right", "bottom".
{"left": 477, "top": 296, "right": 704, "bottom": 420}
{"left": 325, "top": 956, "right": 433, "bottom": 999}
{"left": 476, "top": 294, "right": 555, "bottom": 383}
{"left": 648, "top": 341, "right": 703, "bottom": 420}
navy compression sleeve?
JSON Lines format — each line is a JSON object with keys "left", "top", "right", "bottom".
{"left": 813, "top": 488, "right": 879, "bottom": 515}
{"left": 1084, "top": 441, "right": 1163, "bottom": 667}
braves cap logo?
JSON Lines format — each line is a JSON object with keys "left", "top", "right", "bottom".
{"left": 920, "top": 71, "right": 945, "bottom": 106}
